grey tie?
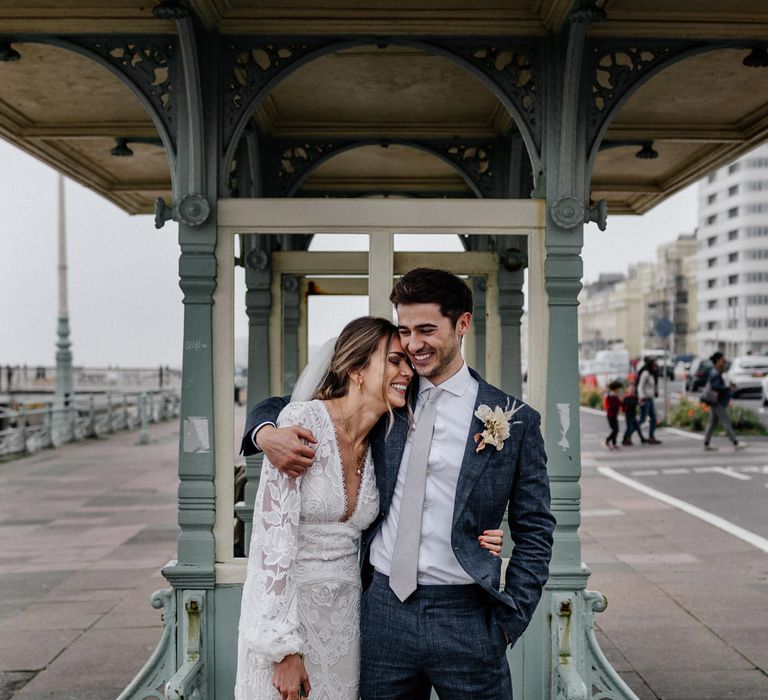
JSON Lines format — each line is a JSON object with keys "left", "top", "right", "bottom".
{"left": 389, "top": 387, "right": 443, "bottom": 602}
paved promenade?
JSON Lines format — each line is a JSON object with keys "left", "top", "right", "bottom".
{"left": 1, "top": 408, "right": 767, "bottom": 698}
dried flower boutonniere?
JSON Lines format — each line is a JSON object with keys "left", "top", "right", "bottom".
{"left": 473, "top": 399, "right": 524, "bottom": 453}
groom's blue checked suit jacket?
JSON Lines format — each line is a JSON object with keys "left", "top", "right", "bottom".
{"left": 241, "top": 367, "right": 555, "bottom": 646}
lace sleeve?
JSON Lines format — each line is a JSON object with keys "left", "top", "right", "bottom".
{"left": 237, "top": 402, "right": 314, "bottom": 665}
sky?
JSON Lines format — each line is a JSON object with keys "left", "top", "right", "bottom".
{"left": 0, "top": 139, "right": 699, "bottom": 367}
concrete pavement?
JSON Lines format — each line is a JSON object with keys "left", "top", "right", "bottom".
{"left": 1, "top": 408, "right": 768, "bottom": 698}
{"left": 581, "top": 413, "right": 768, "bottom": 699}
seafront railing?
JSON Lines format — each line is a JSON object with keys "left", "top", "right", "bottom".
{"left": 0, "top": 390, "right": 180, "bottom": 457}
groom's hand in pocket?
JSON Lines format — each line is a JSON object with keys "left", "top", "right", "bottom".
{"left": 256, "top": 425, "right": 317, "bottom": 478}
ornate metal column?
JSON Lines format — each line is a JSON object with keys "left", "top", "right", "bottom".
{"left": 498, "top": 246, "right": 526, "bottom": 397}
{"left": 536, "top": 11, "right": 636, "bottom": 699}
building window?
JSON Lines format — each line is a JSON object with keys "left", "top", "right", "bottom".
{"left": 747, "top": 295, "right": 768, "bottom": 305}
{"left": 728, "top": 163, "right": 740, "bottom": 174}
{"left": 746, "top": 249, "right": 768, "bottom": 260}
{"left": 707, "top": 278, "right": 717, "bottom": 289}
{"left": 746, "top": 272, "right": 768, "bottom": 283}
{"left": 706, "top": 214, "right": 717, "bottom": 225}
{"left": 708, "top": 172, "right": 717, "bottom": 183}
{"left": 728, "top": 252, "right": 739, "bottom": 263}
{"left": 728, "top": 296, "right": 739, "bottom": 307}
{"left": 707, "top": 321, "right": 718, "bottom": 330}
{"left": 707, "top": 257, "right": 717, "bottom": 267}
{"left": 707, "top": 193, "right": 717, "bottom": 204}
{"left": 746, "top": 203, "right": 768, "bottom": 214}
{"left": 728, "top": 274, "right": 739, "bottom": 285}
{"left": 729, "top": 184, "right": 739, "bottom": 196}
{"left": 707, "top": 236, "right": 717, "bottom": 247}
{"left": 728, "top": 319, "right": 738, "bottom": 329}
{"left": 728, "top": 229, "right": 739, "bottom": 241}
{"left": 707, "top": 299, "right": 718, "bottom": 309}
{"left": 746, "top": 227, "right": 768, "bottom": 237}
{"left": 728, "top": 207, "right": 739, "bottom": 218}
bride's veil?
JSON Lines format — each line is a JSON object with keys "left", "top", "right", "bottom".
{"left": 290, "top": 337, "right": 337, "bottom": 402}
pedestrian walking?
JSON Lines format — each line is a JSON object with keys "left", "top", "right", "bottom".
{"left": 603, "top": 380, "right": 623, "bottom": 450}
{"left": 621, "top": 382, "right": 645, "bottom": 445}
{"left": 702, "top": 351, "right": 748, "bottom": 452}
{"left": 638, "top": 358, "right": 662, "bottom": 445}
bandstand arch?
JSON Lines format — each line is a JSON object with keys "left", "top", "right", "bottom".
{"left": 222, "top": 37, "right": 542, "bottom": 192}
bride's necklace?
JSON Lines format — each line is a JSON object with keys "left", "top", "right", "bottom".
{"left": 332, "top": 402, "right": 368, "bottom": 477}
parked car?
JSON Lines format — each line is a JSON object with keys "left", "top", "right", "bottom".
{"left": 726, "top": 356, "right": 768, "bottom": 397}
{"left": 686, "top": 357, "right": 713, "bottom": 392}
{"left": 762, "top": 376, "right": 768, "bottom": 407}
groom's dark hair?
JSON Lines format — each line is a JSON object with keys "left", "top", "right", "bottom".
{"left": 390, "top": 268, "right": 473, "bottom": 326}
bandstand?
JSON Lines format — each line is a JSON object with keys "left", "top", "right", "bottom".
{"left": 2, "top": 2, "right": 768, "bottom": 698}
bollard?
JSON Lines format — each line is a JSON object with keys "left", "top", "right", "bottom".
{"left": 18, "top": 405, "right": 27, "bottom": 453}
{"left": 88, "top": 396, "right": 96, "bottom": 437}
{"left": 139, "top": 392, "right": 150, "bottom": 445}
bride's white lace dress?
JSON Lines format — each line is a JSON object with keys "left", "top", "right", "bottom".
{"left": 235, "top": 400, "right": 379, "bottom": 700}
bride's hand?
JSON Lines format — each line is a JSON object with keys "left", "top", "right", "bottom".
{"left": 478, "top": 529, "right": 504, "bottom": 557}
{"left": 272, "top": 653, "right": 311, "bottom": 699}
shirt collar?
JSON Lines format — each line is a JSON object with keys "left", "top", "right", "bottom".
{"left": 418, "top": 362, "right": 471, "bottom": 399}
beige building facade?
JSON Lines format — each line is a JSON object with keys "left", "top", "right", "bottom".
{"left": 579, "top": 236, "right": 697, "bottom": 360}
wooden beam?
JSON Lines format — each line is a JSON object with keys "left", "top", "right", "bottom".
{"left": 271, "top": 251, "right": 498, "bottom": 276}
{"left": 220, "top": 198, "right": 546, "bottom": 237}
{"left": 212, "top": 10, "right": 544, "bottom": 35}
{"left": 605, "top": 124, "right": 746, "bottom": 143}
{"left": 21, "top": 123, "right": 158, "bottom": 139}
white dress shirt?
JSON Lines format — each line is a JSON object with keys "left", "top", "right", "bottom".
{"left": 369, "top": 362, "right": 479, "bottom": 585}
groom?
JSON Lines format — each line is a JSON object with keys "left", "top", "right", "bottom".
{"left": 243, "top": 268, "right": 554, "bottom": 698}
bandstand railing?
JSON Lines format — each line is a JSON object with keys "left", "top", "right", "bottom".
{"left": 0, "top": 390, "right": 181, "bottom": 457}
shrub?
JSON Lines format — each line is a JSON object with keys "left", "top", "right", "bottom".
{"left": 580, "top": 384, "right": 603, "bottom": 409}
{"left": 669, "top": 398, "right": 767, "bottom": 435}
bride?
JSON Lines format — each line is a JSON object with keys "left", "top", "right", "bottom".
{"left": 235, "top": 316, "right": 503, "bottom": 700}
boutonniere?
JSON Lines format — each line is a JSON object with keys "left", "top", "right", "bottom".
{"left": 473, "top": 399, "right": 524, "bottom": 453}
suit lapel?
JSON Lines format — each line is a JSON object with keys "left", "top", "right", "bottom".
{"left": 451, "top": 372, "right": 504, "bottom": 525}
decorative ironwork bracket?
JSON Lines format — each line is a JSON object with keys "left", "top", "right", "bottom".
{"left": 62, "top": 35, "right": 178, "bottom": 152}
{"left": 116, "top": 588, "right": 176, "bottom": 700}
{"left": 257, "top": 135, "right": 503, "bottom": 198}
{"left": 586, "top": 38, "right": 768, "bottom": 158}
{"left": 154, "top": 194, "right": 211, "bottom": 229}
{"left": 551, "top": 590, "right": 639, "bottom": 700}
{"left": 550, "top": 196, "right": 607, "bottom": 231}
{"left": 220, "top": 35, "right": 543, "bottom": 178}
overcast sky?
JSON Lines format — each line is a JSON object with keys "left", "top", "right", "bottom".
{"left": 0, "top": 139, "right": 698, "bottom": 367}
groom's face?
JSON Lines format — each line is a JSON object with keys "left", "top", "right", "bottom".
{"left": 395, "top": 302, "right": 471, "bottom": 385}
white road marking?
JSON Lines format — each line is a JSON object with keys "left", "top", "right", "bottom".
{"left": 631, "top": 469, "right": 659, "bottom": 476}
{"left": 661, "top": 468, "right": 690, "bottom": 475}
{"left": 598, "top": 466, "right": 768, "bottom": 555}
{"left": 710, "top": 467, "right": 752, "bottom": 481}
{"left": 662, "top": 427, "right": 705, "bottom": 441}
{"left": 582, "top": 508, "right": 625, "bottom": 517}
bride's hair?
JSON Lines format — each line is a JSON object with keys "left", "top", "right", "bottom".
{"left": 313, "top": 317, "right": 412, "bottom": 426}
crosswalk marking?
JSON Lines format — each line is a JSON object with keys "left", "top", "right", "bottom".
{"left": 630, "top": 465, "right": 761, "bottom": 481}
{"left": 710, "top": 467, "right": 752, "bottom": 481}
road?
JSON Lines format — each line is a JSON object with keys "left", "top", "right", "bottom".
{"left": 580, "top": 407, "right": 768, "bottom": 542}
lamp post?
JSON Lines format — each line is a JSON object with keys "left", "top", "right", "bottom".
{"left": 55, "top": 175, "right": 74, "bottom": 439}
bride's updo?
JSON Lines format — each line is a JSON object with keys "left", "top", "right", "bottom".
{"left": 313, "top": 316, "right": 399, "bottom": 401}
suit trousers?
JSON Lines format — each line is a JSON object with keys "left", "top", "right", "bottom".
{"left": 360, "top": 572, "right": 512, "bottom": 700}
